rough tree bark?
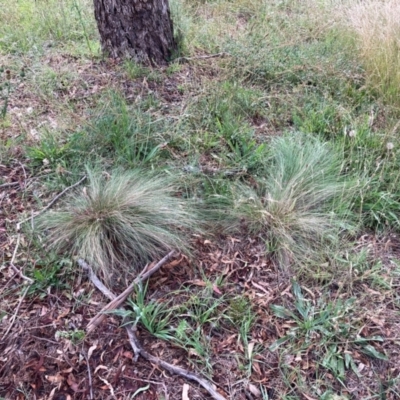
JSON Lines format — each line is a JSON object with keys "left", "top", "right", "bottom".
{"left": 93, "top": 0, "right": 177, "bottom": 66}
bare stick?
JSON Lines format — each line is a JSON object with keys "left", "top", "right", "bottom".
{"left": 0, "top": 181, "right": 19, "bottom": 189}
{"left": 1, "top": 285, "right": 30, "bottom": 341}
{"left": 81, "top": 262, "right": 227, "bottom": 400}
{"left": 82, "top": 250, "right": 175, "bottom": 333}
{"left": 16, "top": 175, "right": 87, "bottom": 230}
{"left": 125, "top": 327, "right": 227, "bottom": 400}
{"left": 0, "top": 177, "right": 34, "bottom": 190}
{"left": 176, "top": 52, "right": 230, "bottom": 63}
{"left": 10, "top": 263, "right": 34, "bottom": 284}
{"left": 78, "top": 259, "right": 116, "bottom": 300}
{"left": 5, "top": 234, "right": 34, "bottom": 283}
{"left": 10, "top": 233, "right": 20, "bottom": 264}
{"left": 82, "top": 349, "right": 94, "bottom": 400}
{"left": 1, "top": 234, "right": 35, "bottom": 339}
{"left": 17, "top": 161, "right": 27, "bottom": 186}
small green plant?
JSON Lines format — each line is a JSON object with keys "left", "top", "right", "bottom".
{"left": 269, "top": 282, "right": 388, "bottom": 381}
{"left": 226, "top": 295, "right": 257, "bottom": 376}
{"left": 32, "top": 66, "right": 75, "bottom": 99}
{"left": 215, "top": 115, "right": 267, "bottom": 173}
{"left": 180, "top": 287, "right": 225, "bottom": 326}
{"left": 55, "top": 329, "right": 86, "bottom": 344}
{"left": 170, "top": 286, "right": 227, "bottom": 373}
{"left": 38, "top": 168, "right": 199, "bottom": 280}
{"left": 28, "top": 255, "right": 73, "bottom": 296}
{"left": 337, "top": 248, "right": 396, "bottom": 291}
{"left": 122, "top": 284, "right": 224, "bottom": 374}
{"left": 227, "top": 296, "right": 253, "bottom": 326}
{"left": 124, "top": 283, "right": 174, "bottom": 340}
{"left": 124, "top": 60, "right": 149, "bottom": 80}
{"left": 173, "top": 319, "right": 214, "bottom": 373}
{"left": 166, "top": 62, "right": 182, "bottom": 76}
{"left": 27, "top": 131, "right": 69, "bottom": 168}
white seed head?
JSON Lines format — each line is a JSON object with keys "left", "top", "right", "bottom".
{"left": 349, "top": 130, "right": 356, "bottom": 138}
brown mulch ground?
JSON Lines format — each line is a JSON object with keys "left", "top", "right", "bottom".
{"left": 1, "top": 55, "right": 400, "bottom": 400}
{"left": 0, "top": 230, "right": 274, "bottom": 399}
{"left": 1, "top": 225, "right": 400, "bottom": 399}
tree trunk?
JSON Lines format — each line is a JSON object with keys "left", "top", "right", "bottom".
{"left": 93, "top": 0, "right": 176, "bottom": 66}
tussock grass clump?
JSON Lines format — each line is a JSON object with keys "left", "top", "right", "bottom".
{"left": 341, "top": 0, "right": 400, "bottom": 105}
{"left": 39, "top": 169, "right": 198, "bottom": 279}
{"left": 219, "top": 134, "right": 355, "bottom": 268}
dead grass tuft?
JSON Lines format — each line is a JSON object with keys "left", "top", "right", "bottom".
{"left": 341, "top": 0, "right": 400, "bottom": 105}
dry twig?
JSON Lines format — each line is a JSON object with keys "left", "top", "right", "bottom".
{"left": 10, "top": 262, "right": 34, "bottom": 284}
{"left": 8, "top": 234, "right": 34, "bottom": 284}
{"left": 82, "top": 250, "right": 175, "bottom": 333}
{"left": 125, "top": 328, "right": 227, "bottom": 400}
{"left": 0, "top": 181, "right": 19, "bottom": 189}
{"left": 1, "top": 285, "right": 30, "bottom": 341}
{"left": 1, "top": 234, "right": 35, "bottom": 340}
{"left": 82, "top": 349, "right": 94, "bottom": 400}
{"left": 176, "top": 52, "right": 230, "bottom": 63}
{"left": 80, "top": 259, "right": 227, "bottom": 400}
{"left": 17, "top": 175, "right": 87, "bottom": 230}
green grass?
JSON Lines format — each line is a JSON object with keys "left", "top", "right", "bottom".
{"left": 2, "top": 0, "right": 400, "bottom": 398}
{"left": 26, "top": 92, "right": 173, "bottom": 188}
{"left": 340, "top": 124, "right": 400, "bottom": 230}
{"left": 123, "top": 282, "right": 257, "bottom": 377}
{"left": 270, "top": 281, "right": 389, "bottom": 397}
{"left": 68, "top": 93, "right": 169, "bottom": 168}
{"left": 0, "top": 0, "right": 98, "bottom": 55}
{"left": 270, "top": 282, "right": 387, "bottom": 365}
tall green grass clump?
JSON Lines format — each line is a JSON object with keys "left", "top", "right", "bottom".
{"left": 216, "top": 134, "right": 356, "bottom": 269}
{"left": 341, "top": 0, "right": 400, "bottom": 106}
{"left": 68, "top": 93, "right": 170, "bottom": 168}
{"left": 39, "top": 169, "right": 198, "bottom": 280}
{"left": 338, "top": 123, "right": 400, "bottom": 230}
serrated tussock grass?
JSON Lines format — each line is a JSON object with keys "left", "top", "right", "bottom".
{"left": 39, "top": 169, "right": 199, "bottom": 280}
{"left": 217, "top": 134, "right": 356, "bottom": 269}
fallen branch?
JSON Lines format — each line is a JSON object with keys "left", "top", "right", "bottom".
{"left": 17, "top": 175, "right": 87, "bottom": 230}
{"left": 81, "top": 261, "right": 227, "bottom": 400}
{"left": 125, "top": 327, "right": 227, "bottom": 400}
{"left": 81, "top": 250, "right": 175, "bottom": 333}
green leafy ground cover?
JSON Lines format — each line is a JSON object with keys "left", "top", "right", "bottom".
{"left": 1, "top": 0, "right": 400, "bottom": 399}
